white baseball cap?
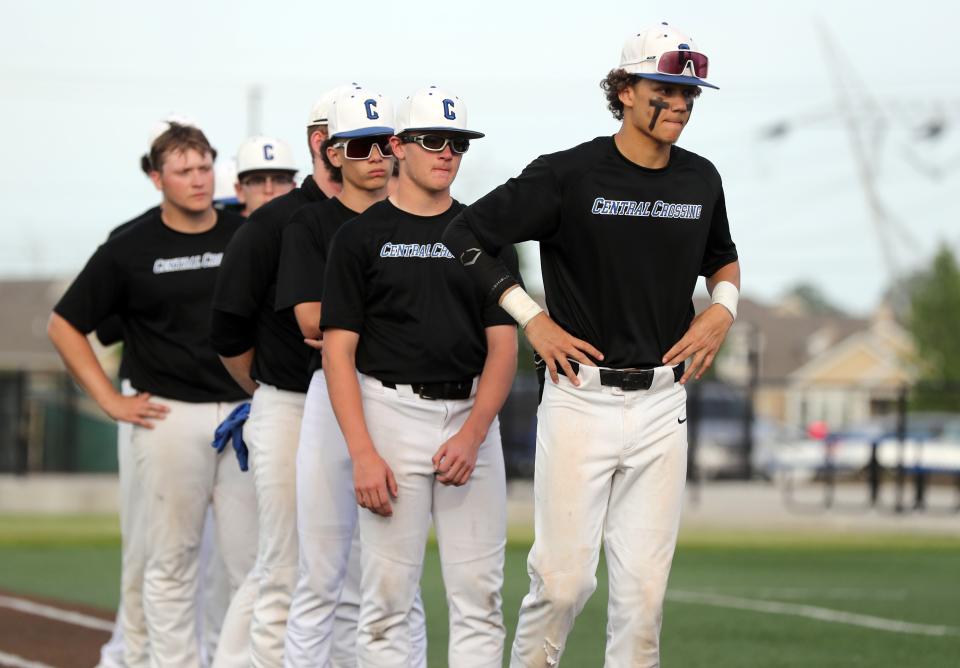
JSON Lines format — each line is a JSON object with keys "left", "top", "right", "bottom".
{"left": 147, "top": 113, "right": 200, "bottom": 151}
{"left": 307, "top": 83, "right": 362, "bottom": 126}
{"left": 619, "top": 22, "right": 718, "bottom": 90}
{"left": 235, "top": 136, "right": 297, "bottom": 176}
{"left": 327, "top": 86, "right": 394, "bottom": 139}
{"left": 395, "top": 86, "right": 484, "bottom": 138}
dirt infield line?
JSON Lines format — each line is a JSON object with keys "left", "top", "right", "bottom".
{"left": 0, "top": 649, "right": 55, "bottom": 668}
{"left": 668, "top": 590, "right": 960, "bottom": 637}
{"left": 0, "top": 596, "right": 113, "bottom": 632}
{"left": 0, "top": 591, "right": 110, "bottom": 668}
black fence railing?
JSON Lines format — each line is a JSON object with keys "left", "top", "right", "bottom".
{"left": 0, "top": 370, "right": 117, "bottom": 474}
{"left": 3, "top": 366, "right": 959, "bottom": 517}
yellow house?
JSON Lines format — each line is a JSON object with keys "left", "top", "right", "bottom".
{"left": 784, "top": 308, "right": 917, "bottom": 430}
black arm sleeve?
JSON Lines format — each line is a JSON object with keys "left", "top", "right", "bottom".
{"left": 209, "top": 309, "right": 257, "bottom": 357}
{"left": 481, "top": 245, "right": 525, "bottom": 327}
{"left": 442, "top": 156, "right": 562, "bottom": 303}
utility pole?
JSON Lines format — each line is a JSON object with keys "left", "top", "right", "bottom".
{"left": 247, "top": 85, "right": 263, "bottom": 137}
{"left": 815, "top": 22, "right": 920, "bottom": 284}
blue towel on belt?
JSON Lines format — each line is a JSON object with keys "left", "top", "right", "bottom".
{"left": 212, "top": 402, "right": 251, "bottom": 471}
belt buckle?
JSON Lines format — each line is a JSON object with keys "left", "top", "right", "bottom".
{"left": 620, "top": 370, "right": 652, "bottom": 391}
{"left": 413, "top": 384, "right": 437, "bottom": 400}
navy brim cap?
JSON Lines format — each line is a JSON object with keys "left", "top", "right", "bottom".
{"left": 399, "top": 126, "right": 485, "bottom": 139}
{"left": 637, "top": 72, "right": 719, "bottom": 90}
{"left": 333, "top": 126, "right": 395, "bottom": 139}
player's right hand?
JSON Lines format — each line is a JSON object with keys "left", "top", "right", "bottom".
{"left": 523, "top": 313, "right": 603, "bottom": 386}
{"left": 353, "top": 451, "right": 399, "bottom": 517}
{"left": 104, "top": 392, "right": 169, "bottom": 429}
{"left": 303, "top": 337, "right": 323, "bottom": 351}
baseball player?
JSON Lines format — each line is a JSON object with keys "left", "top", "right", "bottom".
{"left": 96, "top": 115, "right": 236, "bottom": 668}
{"left": 210, "top": 86, "right": 349, "bottom": 667}
{"left": 275, "top": 87, "right": 428, "bottom": 667}
{"left": 233, "top": 136, "right": 298, "bottom": 218}
{"left": 442, "top": 23, "right": 740, "bottom": 666}
{"left": 47, "top": 122, "right": 259, "bottom": 667}
{"left": 321, "top": 86, "right": 520, "bottom": 668}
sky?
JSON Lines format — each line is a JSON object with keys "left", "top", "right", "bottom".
{"left": 2, "top": 0, "right": 959, "bottom": 315}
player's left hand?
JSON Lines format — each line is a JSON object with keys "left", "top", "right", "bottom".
{"left": 432, "top": 427, "right": 483, "bottom": 486}
{"left": 662, "top": 304, "right": 734, "bottom": 384}
{"left": 303, "top": 337, "right": 323, "bottom": 351}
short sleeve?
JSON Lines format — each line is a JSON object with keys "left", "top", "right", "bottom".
{"left": 212, "top": 220, "right": 277, "bottom": 317}
{"left": 54, "top": 244, "right": 124, "bottom": 333}
{"left": 460, "top": 156, "right": 564, "bottom": 248}
{"left": 699, "top": 185, "right": 738, "bottom": 277}
{"left": 319, "top": 224, "right": 368, "bottom": 334}
{"left": 275, "top": 209, "right": 325, "bottom": 312}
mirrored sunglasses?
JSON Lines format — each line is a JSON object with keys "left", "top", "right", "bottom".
{"left": 332, "top": 136, "right": 393, "bottom": 160}
{"left": 402, "top": 134, "right": 470, "bottom": 155}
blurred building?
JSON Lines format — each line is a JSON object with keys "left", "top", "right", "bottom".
{"left": 705, "top": 296, "right": 916, "bottom": 430}
{"left": 0, "top": 278, "right": 118, "bottom": 474}
{"left": 785, "top": 307, "right": 916, "bottom": 430}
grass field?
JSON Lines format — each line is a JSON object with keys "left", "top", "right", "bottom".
{"left": 1, "top": 516, "right": 958, "bottom": 667}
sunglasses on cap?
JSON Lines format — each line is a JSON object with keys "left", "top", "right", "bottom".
{"left": 401, "top": 134, "right": 470, "bottom": 155}
{"left": 331, "top": 136, "right": 393, "bottom": 160}
{"left": 656, "top": 50, "right": 709, "bottom": 79}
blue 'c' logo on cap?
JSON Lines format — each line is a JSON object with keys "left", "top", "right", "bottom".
{"left": 262, "top": 144, "right": 274, "bottom": 160}
{"left": 364, "top": 99, "right": 379, "bottom": 120}
{"left": 442, "top": 99, "right": 456, "bottom": 121}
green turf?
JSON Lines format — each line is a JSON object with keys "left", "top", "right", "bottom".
{"left": 1, "top": 518, "right": 958, "bottom": 666}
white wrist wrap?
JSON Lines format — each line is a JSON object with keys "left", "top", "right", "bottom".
{"left": 711, "top": 281, "right": 739, "bottom": 321}
{"left": 500, "top": 288, "right": 544, "bottom": 329}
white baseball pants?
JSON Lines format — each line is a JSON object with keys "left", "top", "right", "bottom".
{"left": 285, "top": 371, "right": 428, "bottom": 668}
{"left": 356, "top": 375, "right": 507, "bottom": 668}
{"left": 509, "top": 365, "right": 688, "bottom": 668}
{"left": 216, "top": 383, "right": 304, "bottom": 668}
{"left": 99, "top": 381, "right": 148, "bottom": 668}
{"left": 197, "top": 505, "right": 231, "bottom": 667}
{"left": 133, "top": 394, "right": 259, "bottom": 668}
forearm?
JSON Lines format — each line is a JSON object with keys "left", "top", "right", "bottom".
{"left": 47, "top": 313, "right": 119, "bottom": 409}
{"left": 462, "top": 326, "right": 518, "bottom": 439}
{"left": 322, "top": 336, "right": 377, "bottom": 461}
{"left": 294, "top": 302, "right": 322, "bottom": 340}
{"left": 218, "top": 350, "right": 258, "bottom": 396}
{"left": 443, "top": 215, "right": 519, "bottom": 304}
{"left": 706, "top": 260, "right": 741, "bottom": 293}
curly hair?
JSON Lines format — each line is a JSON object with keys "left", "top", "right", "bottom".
{"left": 320, "top": 138, "right": 343, "bottom": 184}
{"left": 600, "top": 69, "right": 642, "bottom": 120}
{"left": 600, "top": 69, "right": 702, "bottom": 120}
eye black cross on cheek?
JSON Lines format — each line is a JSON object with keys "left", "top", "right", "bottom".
{"left": 648, "top": 97, "right": 670, "bottom": 131}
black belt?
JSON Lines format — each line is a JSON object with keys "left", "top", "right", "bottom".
{"left": 380, "top": 379, "right": 473, "bottom": 400}
{"left": 567, "top": 361, "right": 683, "bottom": 391}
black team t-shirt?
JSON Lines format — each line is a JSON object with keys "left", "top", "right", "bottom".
{"left": 320, "top": 199, "right": 522, "bottom": 384}
{"left": 94, "top": 206, "right": 161, "bottom": 380}
{"left": 275, "top": 197, "right": 360, "bottom": 376}
{"left": 443, "top": 136, "right": 739, "bottom": 369}
{"left": 54, "top": 208, "right": 247, "bottom": 403}
{"left": 210, "top": 176, "right": 327, "bottom": 393}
